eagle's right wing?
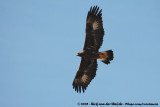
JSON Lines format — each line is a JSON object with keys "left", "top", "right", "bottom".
{"left": 83, "top": 6, "right": 104, "bottom": 51}
{"left": 72, "top": 58, "right": 97, "bottom": 93}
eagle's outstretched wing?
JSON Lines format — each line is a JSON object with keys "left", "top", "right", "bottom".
{"left": 72, "top": 58, "right": 97, "bottom": 93}
{"left": 72, "top": 6, "right": 104, "bottom": 93}
{"left": 83, "top": 6, "right": 104, "bottom": 51}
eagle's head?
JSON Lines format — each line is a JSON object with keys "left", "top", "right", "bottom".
{"left": 76, "top": 50, "right": 85, "bottom": 57}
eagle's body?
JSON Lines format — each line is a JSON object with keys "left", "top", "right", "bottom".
{"left": 76, "top": 50, "right": 98, "bottom": 59}
{"left": 72, "top": 6, "right": 114, "bottom": 93}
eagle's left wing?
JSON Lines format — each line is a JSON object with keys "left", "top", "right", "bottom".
{"left": 83, "top": 6, "right": 104, "bottom": 51}
{"left": 72, "top": 58, "right": 97, "bottom": 93}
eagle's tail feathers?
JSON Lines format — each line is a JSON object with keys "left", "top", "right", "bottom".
{"left": 98, "top": 50, "right": 113, "bottom": 64}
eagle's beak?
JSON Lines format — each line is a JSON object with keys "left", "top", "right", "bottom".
{"left": 76, "top": 53, "right": 79, "bottom": 56}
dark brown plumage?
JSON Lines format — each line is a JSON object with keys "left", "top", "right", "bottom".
{"left": 72, "top": 6, "right": 114, "bottom": 93}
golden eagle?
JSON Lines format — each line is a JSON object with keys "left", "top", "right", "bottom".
{"left": 72, "top": 6, "right": 114, "bottom": 93}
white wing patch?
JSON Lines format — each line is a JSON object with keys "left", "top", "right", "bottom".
{"left": 93, "top": 21, "right": 99, "bottom": 30}
{"left": 81, "top": 74, "right": 88, "bottom": 83}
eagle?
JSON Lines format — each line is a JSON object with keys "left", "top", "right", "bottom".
{"left": 72, "top": 6, "right": 114, "bottom": 93}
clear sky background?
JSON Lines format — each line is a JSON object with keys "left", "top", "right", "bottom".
{"left": 0, "top": 0, "right": 160, "bottom": 107}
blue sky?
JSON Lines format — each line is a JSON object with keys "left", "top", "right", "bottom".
{"left": 0, "top": 0, "right": 160, "bottom": 107}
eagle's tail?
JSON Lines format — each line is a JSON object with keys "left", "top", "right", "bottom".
{"left": 98, "top": 50, "right": 114, "bottom": 64}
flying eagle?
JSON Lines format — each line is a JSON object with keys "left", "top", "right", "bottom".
{"left": 72, "top": 6, "right": 114, "bottom": 93}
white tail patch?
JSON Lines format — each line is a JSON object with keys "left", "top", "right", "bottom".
{"left": 98, "top": 51, "right": 108, "bottom": 61}
{"left": 93, "top": 21, "right": 99, "bottom": 30}
{"left": 99, "top": 58, "right": 106, "bottom": 61}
